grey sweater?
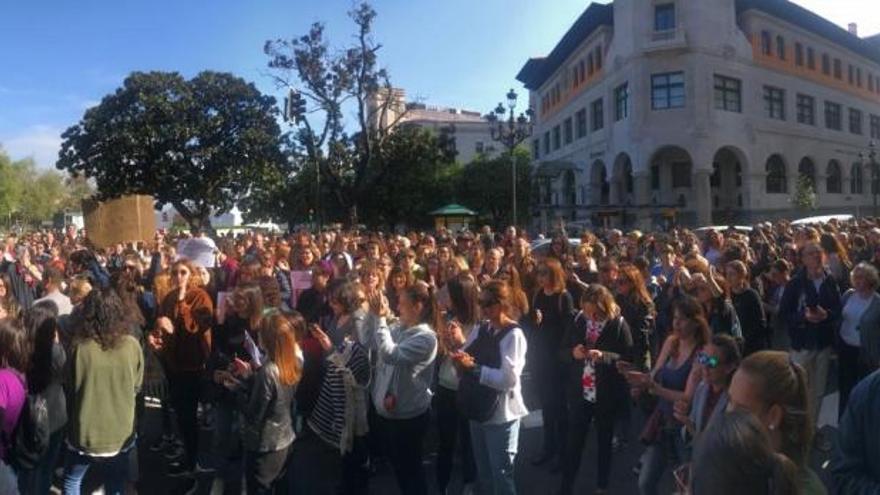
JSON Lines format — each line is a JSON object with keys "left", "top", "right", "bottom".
{"left": 370, "top": 316, "right": 437, "bottom": 420}
{"left": 842, "top": 290, "right": 880, "bottom": 366}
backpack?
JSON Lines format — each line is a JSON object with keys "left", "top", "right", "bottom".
{"left": 10, "top": 392, "right": 51, "bottom": 470}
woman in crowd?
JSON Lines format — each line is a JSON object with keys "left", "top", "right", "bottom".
{"left": 0, "top": 273, "right": 21, "bottom": 321}
{"left": 369, "top": 281, "right": 439, "bottom": 495}
{"left": 495, "top": 264, "right": 529, "bottom": 322}
{"left": 435, "top": 276, "right": 480, "bottom": 494}
{"left": 18, "top": 302, "right": 67, "bottom": 495}
{"left": 673, "top": 334, "right": 740, "bottom": 446}
{"left": 726, "top": 350, "right": 825, "bottom": 494}
{"left": 688, "top": 410, "right": 801, "bottom": 495}
{"left": 530, "top": 258, "right": 574, "bottom": 468}
{"left": 326, "top": 280, "right": 370, "bottom": 348}
{"left": 615, "top": 264, "right": 656, "bottom": 371}
{"left": 558, "top": 284, "right": 633, "bottom": 495}
{"left": 726, "top": 260, "right": 768, "bottom": 355}
{"left": 385, "top": 265, "right": 413, "bottom": 316}
{"left": 222, "top": 313, "right": 301, "bottom": 494}
{"left": 449, "top": 280, "right": 528, "bottom": 495}
{"left": 149, "top": 259, "right": 213, "bottom": 478}
{"left": 0, "top": 320, "right": 28, "bottom": 466}
{"left": 63, "top": 289, "right": 143, "bottom": 495}
{"left": 297, "top": 262, "right": 333, "bottom": 324}
{"left": 206, "top": 281, "right": 263, "bottom": 492}
{"left": 821, "top": 232, "right": 852, "bottom": 290}
{"left": 627, "top": 296, "right": 708, "bottom": 495}
{"left": 837, "top": 262, "right": 880, "bottom": 417}
{"left": 689, "top": 271, "right": 742, "bottom": 339}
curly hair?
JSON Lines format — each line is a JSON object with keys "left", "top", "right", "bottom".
{"left": 74, "top": 288, "right": 128, "bottom": 351}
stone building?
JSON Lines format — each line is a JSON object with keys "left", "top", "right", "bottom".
{"left": 517, "top": 0, "right": 880, "bottom": 231}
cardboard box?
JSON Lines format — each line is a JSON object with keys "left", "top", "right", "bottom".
{"left": 82, "top": 195, "right": 157, "bottom": 249}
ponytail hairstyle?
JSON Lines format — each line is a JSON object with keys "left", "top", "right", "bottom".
{"left": 691, "top": 410, "right": 800, "bottom": 495}
{"left": 259, "top": 312, "right": 303, "bottom": 387}
{"left": 737, "top": 351, "right": 812, "bottom": 468}
{"left": 404, "top": 280, "right": 442, "bottom": 332}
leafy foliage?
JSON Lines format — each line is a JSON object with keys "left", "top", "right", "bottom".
{"left": 457, "top": 148, "right": 533, "bottom": 227}
{"left": 57, "top": 71, "right": 286, "bottom": 230}
{"left": 0, "top": 148, "right": 92, "bottom": 226}
{"left": 791, "top": 174, "right": 817, "bottom": 211}
{"left": 255, "top": 3, "right": 417, "bottom": 226}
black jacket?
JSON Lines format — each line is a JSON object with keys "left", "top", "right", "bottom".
{"left": 560, "top": 314, "right": 633, "bottom": 415}
{"left": 237, "top": 361, "right": 295, "bottom": 453}
{"left": 779, "top": 268, "right": 842, "bottom": 351}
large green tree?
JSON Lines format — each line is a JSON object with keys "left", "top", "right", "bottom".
{"left": 57, "top": 71, "right": 286, "bottom": 230}
{"left": 256, "top": 3, "right": 417, "bottom": 227}
{"left": 0, "top": 148, "right": 91, "bottom": 226}
{"left": 458, "top": 148, "right": 533, "bottom": 228}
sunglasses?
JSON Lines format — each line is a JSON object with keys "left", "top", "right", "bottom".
{"left": 172, "top": 270, "right": 190, "bottom": 276}
{"left": 697, "top": 351, "right": 720, "bottom": 369}
{"left": 478, "top": 299, "right": 498, "bottom": 308}
{"left": 123, "top": 265, "right": 138, "bottom": 272}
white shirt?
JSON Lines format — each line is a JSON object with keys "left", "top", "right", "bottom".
{"left": 841, "top": 292, "right": 871, "bottom": 347}
{"left": 462, "top": 322, "right": 529, "bottom": 424}
{"left": 34, "top": 290, "right": 73, "bottom": 316}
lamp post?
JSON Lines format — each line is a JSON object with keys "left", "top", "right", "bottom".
{"left": 486, "top": 88, "right": 534, "bottom": 227}
{"left": 859, "top": 140, "right": 879, "bottom": 217}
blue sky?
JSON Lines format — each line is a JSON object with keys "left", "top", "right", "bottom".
{"left": 1, "top": 0, "right": 876, "bottom": 168}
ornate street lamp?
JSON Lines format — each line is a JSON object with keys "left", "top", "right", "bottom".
{"left": 486, "top": 88, "right": 534, "bottom": 227}
{"left": 859, "top": 140, "right": 879, "bottom": 217}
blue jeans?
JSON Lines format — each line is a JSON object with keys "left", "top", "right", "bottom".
{"left": 470, "top": 419, "right": 520, "bottom": 495}
{"left": 638, "top": 428, "right": 685, "bottom": 495}
{"left": 62, "top": 445, "right": 130, "bottom": 495}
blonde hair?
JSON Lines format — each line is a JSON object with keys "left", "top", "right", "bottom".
{"left": 260, "top": 313, "right": 303, "bottom": 387}
{"left": 68, "top": 276, "right": 93, "bottom": 304}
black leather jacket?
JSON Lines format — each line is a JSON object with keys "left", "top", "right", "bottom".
{"left": 237, "top": 361, "right": 295, "bottom": 452}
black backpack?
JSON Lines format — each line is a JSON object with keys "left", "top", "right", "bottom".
{"left": 10, "top": 392, "right": 51, "bottom": 470}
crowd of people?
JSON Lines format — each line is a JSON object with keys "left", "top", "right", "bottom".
{"left": 0, "top": 218, "right": 878, "bottom": 494}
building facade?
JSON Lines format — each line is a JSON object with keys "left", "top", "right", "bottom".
{"left": 368, "top": 88, "right": 498, "bottom": 164}
{"left": 517, "top": 0, "right": 880, "bottom": 232}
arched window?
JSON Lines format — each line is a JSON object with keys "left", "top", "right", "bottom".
{"left": 766, "top": 155, "right": 787, "bottom": 193}
{"left": 826, "top": 160, "right": 842, "bottom": 193}
{"left": 851, "top": 163, "right": 864, "bottom": 194}
{"left": 798, "top": 157, "right": 816, "bottom": 188}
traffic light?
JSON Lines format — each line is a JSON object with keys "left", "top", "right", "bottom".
{"left": 283, "top": 89, "right": 307, "bottom": 124}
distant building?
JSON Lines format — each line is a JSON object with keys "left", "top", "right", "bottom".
{"left": 368, "top": 88, "right": 498, "bottom": 164}
{"left": 517, "top": 0, "right": 880, "bottom": 232}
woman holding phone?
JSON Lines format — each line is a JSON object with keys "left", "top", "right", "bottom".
{"left": 557, "top": 284, "right": 633, "bottom": 495}
{"left": 222, "top": 313, "right": 302, "bottom": 494}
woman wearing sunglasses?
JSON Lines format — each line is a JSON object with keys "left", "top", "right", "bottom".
{"left": 148, "top": 259, "right": 214, "bottom": 481}
{"left": 673, "top": 334, "right": 741, "bottom": 448}
{"left": 557, "top": 284, "right": 633, "bottom": 495}
{"left": 449, "top": 280, "right": 528, "bottom": 495}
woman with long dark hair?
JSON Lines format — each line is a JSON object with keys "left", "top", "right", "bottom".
{"left": 435, "top": 276, "right": 480, "bottom": 494}
{"left": 627, "top": 296, "right": 709, "bottom": 495}
{"left": 17, "top": 301, "right": 67, "bottom": 495}
{"left": 63, "top": 289, "right": 143, "bottom": 495}
{"left": 0, "top": 319, "right": 28, "bottom": 465}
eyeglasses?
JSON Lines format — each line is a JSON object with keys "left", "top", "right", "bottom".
{"left": 697, "top": 351, "right": 720, "bottom": 369}
{"left": 172, "top": 270, "right": 189, "bottom": 276}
